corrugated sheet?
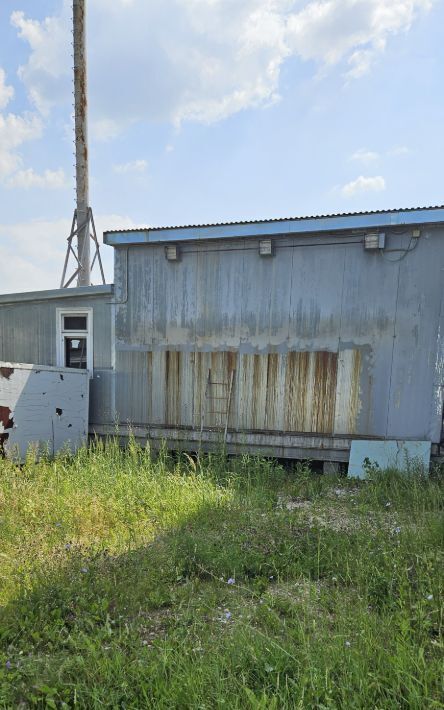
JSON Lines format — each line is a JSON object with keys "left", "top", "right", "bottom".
{"left": 104, "top": 205, "right": 444, "bottom": 234}
{"left": 114, "top": 349, "right": 361, "bottom": 435}
{"left": 113, "top": 225, "right": 444, "bottom": 443}
{"left": 0, "top": 292, "right": 113, "bottom": 424}
{"left": 0, "top": 294, "right": 112, "bottom": 369}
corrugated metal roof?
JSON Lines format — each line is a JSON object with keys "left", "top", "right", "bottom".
{"left": 104, "top": 205, "right": 444, "bottom": 234}
{"left": 103, "top": 206, "right": 444, "bottom": 246}
{"left": 0, "top": 284, "right": 113, "bottom": 305}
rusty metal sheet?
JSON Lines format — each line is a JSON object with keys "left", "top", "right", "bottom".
{"left": 115, "top": 348, "right": 356, "bottom": 436}
{"left": 0, "top": 362, "right": 89, "bottom": 460}
{"left": 334, "top": 349, "right": 362, "bottom": 435}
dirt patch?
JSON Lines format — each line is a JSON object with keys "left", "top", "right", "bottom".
{"left": 276, "top": 495, "right": 313, "bottom": 511}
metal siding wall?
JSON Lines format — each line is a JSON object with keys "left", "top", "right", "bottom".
{"left": 113, "top": 228, "right": 444, "bottom": 442}
{"left": 387, "top": 233, "right": 444, "bottom": 440}
{"left": 115, "top": 351, "right": 149, "bottom": 423}
{"left": 0, "top": 294, "right": 114, "bottom": 425}
{"left": 287, "top": 245, "right": 345, "bottom": 347}
{"left": 338, "top": 245, "right": 400, "bottom": 436}
{"left": 0, "top": 363, "right": 89, "bottom": 459}
{"left": 0, "top": 295, "right": 112, "bottom": 368}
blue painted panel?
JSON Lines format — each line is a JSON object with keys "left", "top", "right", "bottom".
{"left": 348, "top": 440, "right": 431, "bottom": 479}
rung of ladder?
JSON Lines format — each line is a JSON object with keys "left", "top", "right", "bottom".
{"left": 200, "top": 368, "right": 236, "bottom": 444}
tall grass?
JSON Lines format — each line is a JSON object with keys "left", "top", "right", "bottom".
{"left": 0, "top": 440, "right": 443, "bottom": 708}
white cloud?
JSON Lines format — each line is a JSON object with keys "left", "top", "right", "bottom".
{"left": 11, "top": 0, "right": 434, "bottom": 130}
{"left": 286, "top": 0, "right": 432, "bottom": 76}
{"left": 0, "top": 73, "right": 65, "bottom": 188}
{"left": 0, "top": 112, "right": 67, "bottom": 189}
{"left": 0, "top": 69, "right": 14, "bottom": 110}
{"left": 341, "top": 175, "right": 386, "bottom": 197}
{"left": 0, "top": 112, "right": 43, "bottom": 178}
{"left": 350, "top": 148, "right": 379, "bottom": 163}
{"left": 11, "top": 8, "right": 71, "bottom": 115}
{"left": 6, "top": 167, "right": 68, "bottom": 189}
{"left": 113, "top": 159, "right": 148, "bottom": 175}
{"left": 0, "top": 213, "right": 137, "bottom": 293}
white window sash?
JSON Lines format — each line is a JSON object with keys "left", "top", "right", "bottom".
{"left": 56, "top": 307, "right": 93, "bottom": 375}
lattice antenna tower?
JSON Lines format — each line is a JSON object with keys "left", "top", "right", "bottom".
{"left": 61, "top": 0, "right": 105, "bottom": 288}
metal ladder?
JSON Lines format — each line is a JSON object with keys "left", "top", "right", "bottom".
{"left": 200, "top": 368, "right": 235, "bottom": 443}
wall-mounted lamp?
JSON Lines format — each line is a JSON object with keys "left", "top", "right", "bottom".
{"left": 259, "top": 239, "right": 274, "bottom": 257}
{"left": 364, "top": 232, "right": 386, "bottom": 251}
{"left": 165, "top": 244, "right": 180, "bottom": 261}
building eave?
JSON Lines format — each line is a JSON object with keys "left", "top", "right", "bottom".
{"left": 103, "top": 206, "right": 444, "bottom": 247}
{"left": 0, "top": 284, "right": 114, "bottom": 305}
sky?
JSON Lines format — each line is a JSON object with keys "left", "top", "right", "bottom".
{"left": 0, "top": 0, "right": 443, "bottom": 293}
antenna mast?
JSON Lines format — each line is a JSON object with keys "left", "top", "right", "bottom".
{"left": 61, "top": 0, "right": 105, "bottom": 289}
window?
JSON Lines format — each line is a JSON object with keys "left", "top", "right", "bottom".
{"left": 57, "top": 308, "right": 93, "bottom": 374}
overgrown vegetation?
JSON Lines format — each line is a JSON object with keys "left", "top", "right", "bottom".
{"left": 0, "top": 440, "right": 443, "bottom": 708}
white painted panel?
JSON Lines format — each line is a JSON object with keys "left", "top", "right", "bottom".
{"left": 0, "top": 362, "right": 89, "bottom": 460}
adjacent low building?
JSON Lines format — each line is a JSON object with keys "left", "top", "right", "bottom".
{"left": 1, "top": 206, "right": 444, "bottom": 464}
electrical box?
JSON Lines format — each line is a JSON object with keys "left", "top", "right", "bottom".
{"left": 259, "top": 239, "right": 274, "bottom": 257}
{"left": 364, "top": 232, "right": 386, "bottom": 250}
{"left": 165, "top": 245, "right": 180, "bottom": 261}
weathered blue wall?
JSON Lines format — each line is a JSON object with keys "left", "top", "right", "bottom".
{"left": 0, "top": 286, "right": 114, "bottom": 425}
{"left": 112, "top": 226, "right": 444, "bottom": 443}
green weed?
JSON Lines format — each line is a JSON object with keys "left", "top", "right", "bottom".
{"left": 0, "top": 440, "right": 442, "bottom": 708}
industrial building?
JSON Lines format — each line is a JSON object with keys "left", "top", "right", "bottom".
{"left": 2, "top": 1, "right": 439, "bottom": 471}
{"left": 1, "top": 205, "right": 444, "bottom": 467}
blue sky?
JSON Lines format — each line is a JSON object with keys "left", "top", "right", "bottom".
{"left": 0, "top": 0, "right": 443, "bottom": 292}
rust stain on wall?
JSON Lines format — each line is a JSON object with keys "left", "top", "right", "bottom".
{"left": 265, "top": 353, "right": 279, "bottom": 429}
{"left": 166, "top": 351, "right": 181, "bottom": 426}
{"left": 0, "top": 405, "right": 13, "bottom": 430}
{"left": 348, "top": 349, "right": 362, "bottom": 433}
{"left": 312, "top": 351, "right": 338, "bottom": 433}
{"left": 141, "top": 348, "right": 362, "bottom": 435}
{"left": 285, "top": 351, "right": 311, "bottom": 431}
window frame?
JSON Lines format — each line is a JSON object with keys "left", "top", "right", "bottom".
{"left": 56, "top": 307, "right": 93, "bottom": 375}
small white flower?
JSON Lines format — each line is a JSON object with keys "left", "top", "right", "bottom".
{"left": 80, "top": 567, "right": 89, "bottom": 574}
{"left": 227, "top": 578, "right": 235, "bottom": 585}
{"left": 345, "top": 640, "right": 351, "bottom": 648}
{"left": 426, "top": 594, "right": 433, "bottom": 601}
{"left": 385, "top": 502, "right": 391, "bottom": 508}
{"left": 332, "top": 576, "right": 337, "bottom": 582}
